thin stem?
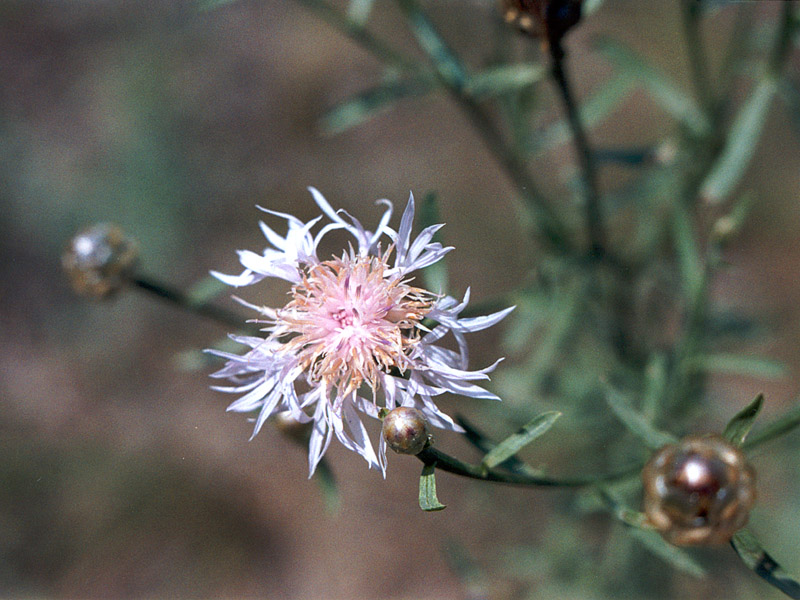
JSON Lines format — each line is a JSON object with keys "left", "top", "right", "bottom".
{"left": 550, "top": 45, "right": 605, "bottom": 258}
{"left": 680, "top": 0, "right": 714, "bottom": 116}
{"left": 316, "top": 0, "right": 574, "bottom": 253}
{"left": 129, "top": 274, "right": 258, "bottom": 333}
{"left": 417, "top": 446, "right": 640, "bottom": 488}
{"left": 450, "top": 94, "right": 572, "bottom": 250}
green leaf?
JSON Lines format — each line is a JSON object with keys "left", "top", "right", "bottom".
{"left": 346, "top": 0, "right": 375, "bottom": 25}
{"left": 464, "top": 64, "right": 546, "bottom": 99}
{"left": 528, "top": 72, "right": 636, "bottom": 154}
{"left": 197, "top": 0, "right": 236, "bottom": 9}
{"left": 186, "top": 274, "right": 230, "bottom": 307}
{"left": 599, "top": 488, "right": 706, "bottom": 577}
{"left": 605, "top": 388, "right": 678, "bottom": 449}
{"left": 322, "top": 77, "right": 434, "bottom": 134}
{"left": 419, "top": 191, "right": 448, "bottom": 294}
{"left": 744, "top": 401, "right": 800, "bottom": 450}
{"left": 672, "top": 202, "right": 704, "bottom": 301}
{"left": 642, "top": 353, "right": 668, "bottom": 422}
{"left": 419, "top": 463, "right": 446, "bottom": 511}
{"left": 396, "top": 0, "right": 468, "bottom": 89}
{"left": 628, "top": 528, "right": 706, "bottom": 578}
{"left": 731, "top": 529, "right": 800, "bottom": 599}
{"left": 595, "top": 38, "right": 709, "bottom": 135}
{"left": 456, "top": 416, "right": 546, "bottom": 478}
{"left": 701, "top": 77, "right": 779, "bottom": 203}
{"left": 723, "top": 394, "right": 764, "bottom": 446}
{"left": 481, "top": 411, "right": 562, "bottom": 470}
{"left": 314, "top": 458, "right": 341, "bottom": 514}
{"left": 689, "top": 354, "right": 787, "bottom": 379}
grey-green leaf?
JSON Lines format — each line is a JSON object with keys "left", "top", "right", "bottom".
{"left": 346, "top": 0, "right": 375, "bottom": 25}
{"left": 606, "top": 388, "right": 677, "bottom": 449}
{"left": 481, "top": 411, "right": 562, "bottom": 470}
{"left": 744, "top": 401, "right": 800, "bottom": 450}
{"left": 731, "top": 529, "right": 800, "bottom": 599}
{"left": 419, "top": 463, "right": 446, "bottom": 511}
{"left": 397, "top": 0, "right": 467, "bottom": 88}
{"left": 322, "top": 78, "right": 434, "bottom": 135}
{"left": 723, "top": 393, "right": 764, "bottom": 446}
{"left": 314, "top": 458, "right": 341, "bottom": 514}
{"left": 628, "top": 528, "right": 706, "bottom": 578}
{"left": 528, "top": 72, "right": 635, "bottom": 155}
{"left": 419, "top": 192, "right": 448, "bottom": 294}
{"left": 672, "top": 202, "right": 704, "bottom": 302}
{"left": 465, "top": 64, "right": 546, "bottom": 99}
{"left": 701, "top": 77, "right": 779, "bottom": 204}
{"left": 689, "top": 354, "right": 787, "bottom": 379}
{"left": 595, "top": 38, "right": 709, "bottom": 135}
{"left": 186, "top": 274, "right": 230, "bottom": 307}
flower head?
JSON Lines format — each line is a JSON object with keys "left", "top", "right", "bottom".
{"left": 209, "top": 188, "right": 513, "bottom": 476}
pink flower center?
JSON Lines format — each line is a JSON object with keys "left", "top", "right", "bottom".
{"left": 276, "top": 252, "right": 434, "bottom": 400}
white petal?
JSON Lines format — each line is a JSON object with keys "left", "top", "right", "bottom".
{"left": 210, "top": 269, "right": 263, "bottom": 288}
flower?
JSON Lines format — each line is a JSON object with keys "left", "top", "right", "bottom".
{"left": 62, "top": 223, "right": 139, "bottom": 299}
{"left": 208, "top": 188, "right": 513, "bottom": 476}
{"left": 642, "top": 434, "right": 756, "bottom": 546}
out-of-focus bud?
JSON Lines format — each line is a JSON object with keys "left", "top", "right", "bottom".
{"left": 642, "top": 434, "right": 756, "bottom": 546}
{"left": 273, "top": 411, "right": 313, "bottom": 445}
{"left": 62, "top": 223, "right": 139, "bottom": 299}
{"left": 499, "top": 0, "right": 583, "bottom": 53}
{"left": 382, "top": 407, "right": 430, "bottom": 455}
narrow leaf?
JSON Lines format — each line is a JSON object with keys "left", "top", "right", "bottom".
{"left": 314, "top": 458, "right": 341, "bottom": 514}
{"left": 346, "top": 0, "right": 375, "bottom": 25}
{"left": 642, "top": 353, "right": 668, "bottom": 422}
{"left": 397, "top": 0, "right": 467, "bottom": 89}
{"left": 322, "top": 77, "right": 434, "bottom": 134}
{"left": 465, "top": 64, "right": 546, "bottom": 99}
{"left": 197, "top": 0, "right": 236, "bottom": 9}
{"left": 595, "top": 38, "right": 709, "bottom": 135}
{"left": 419, "top": 192, "right": 448, "bottom": 294}
{"left": 606, "top": 388, "right": 678, "bottom": 449}
{"left": 599, "top": 488, "right": 706, "bottom": 577}
{"left": 689, "top": 354, "right": 787, "bottom": 379}
{"left": 672, "top": 202, "right": 704, "bottom": 301}
{"left": 731, "top": 529, "right": 800, "bottom": 599}
{"left": 456, "top": 416, "right": 547, "bottom": 479}
{"left": 419, "top": 463, "right": 446, "bottom": 511}
{"left": 186, "top": 274, "right": 230, "bottom": 306}
{"left": 628, "top": 528, "right": 706, "bottom": 578}
{"left": 528, "top": 72, "right": 635, "bottom": 154}
{"left": 482, "top": 411, "right": 562, "bottom": 470}
{"left": 723, "top": 394, "right": 765, "bottom": 446}
{"left": 701, "top": 77, "right": 779, "bottom": 204}
{"left": 744, "top": 401, "right": 800, "bottom": 450}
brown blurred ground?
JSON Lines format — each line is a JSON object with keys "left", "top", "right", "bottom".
{"left": 1, "top": 1, "right": 799, "bottom": 598}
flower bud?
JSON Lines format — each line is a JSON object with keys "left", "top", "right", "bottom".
{"left": 499, "top": 0, "right": 583, "bottom": 51}
{"left": 62, "top": 223, "right": 139, "bottom": 299}
{"left": 382, "top": 407, "right": 430, "bottom": 455}
{"left": 642, "top": 434, "right": 756, "bottom": 546}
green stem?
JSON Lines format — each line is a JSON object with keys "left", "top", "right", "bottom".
{"left": 680, "top": 0, "right": 714, "bottom": 117}
{"left": 393, "top": 0, "right": 573, "bottom": 252}
{"left": 417, "top": 446, "right": 640, "bottom": 488}
{"left": 129, "top": 274, "right": 258, "bottom": 333}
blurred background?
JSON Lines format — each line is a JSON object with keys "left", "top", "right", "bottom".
{"left": 1, "top": 1, "right": 800, "bottom": 598}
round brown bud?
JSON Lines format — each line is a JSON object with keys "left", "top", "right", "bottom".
{"left": 642, "top": 434, "right": 756, "bottom": 546}
{"left": 62, "top": 223, "right": 139, "bottom": 299}
{"left": 382, "top": 407, "right": 430, "bottom": 455}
